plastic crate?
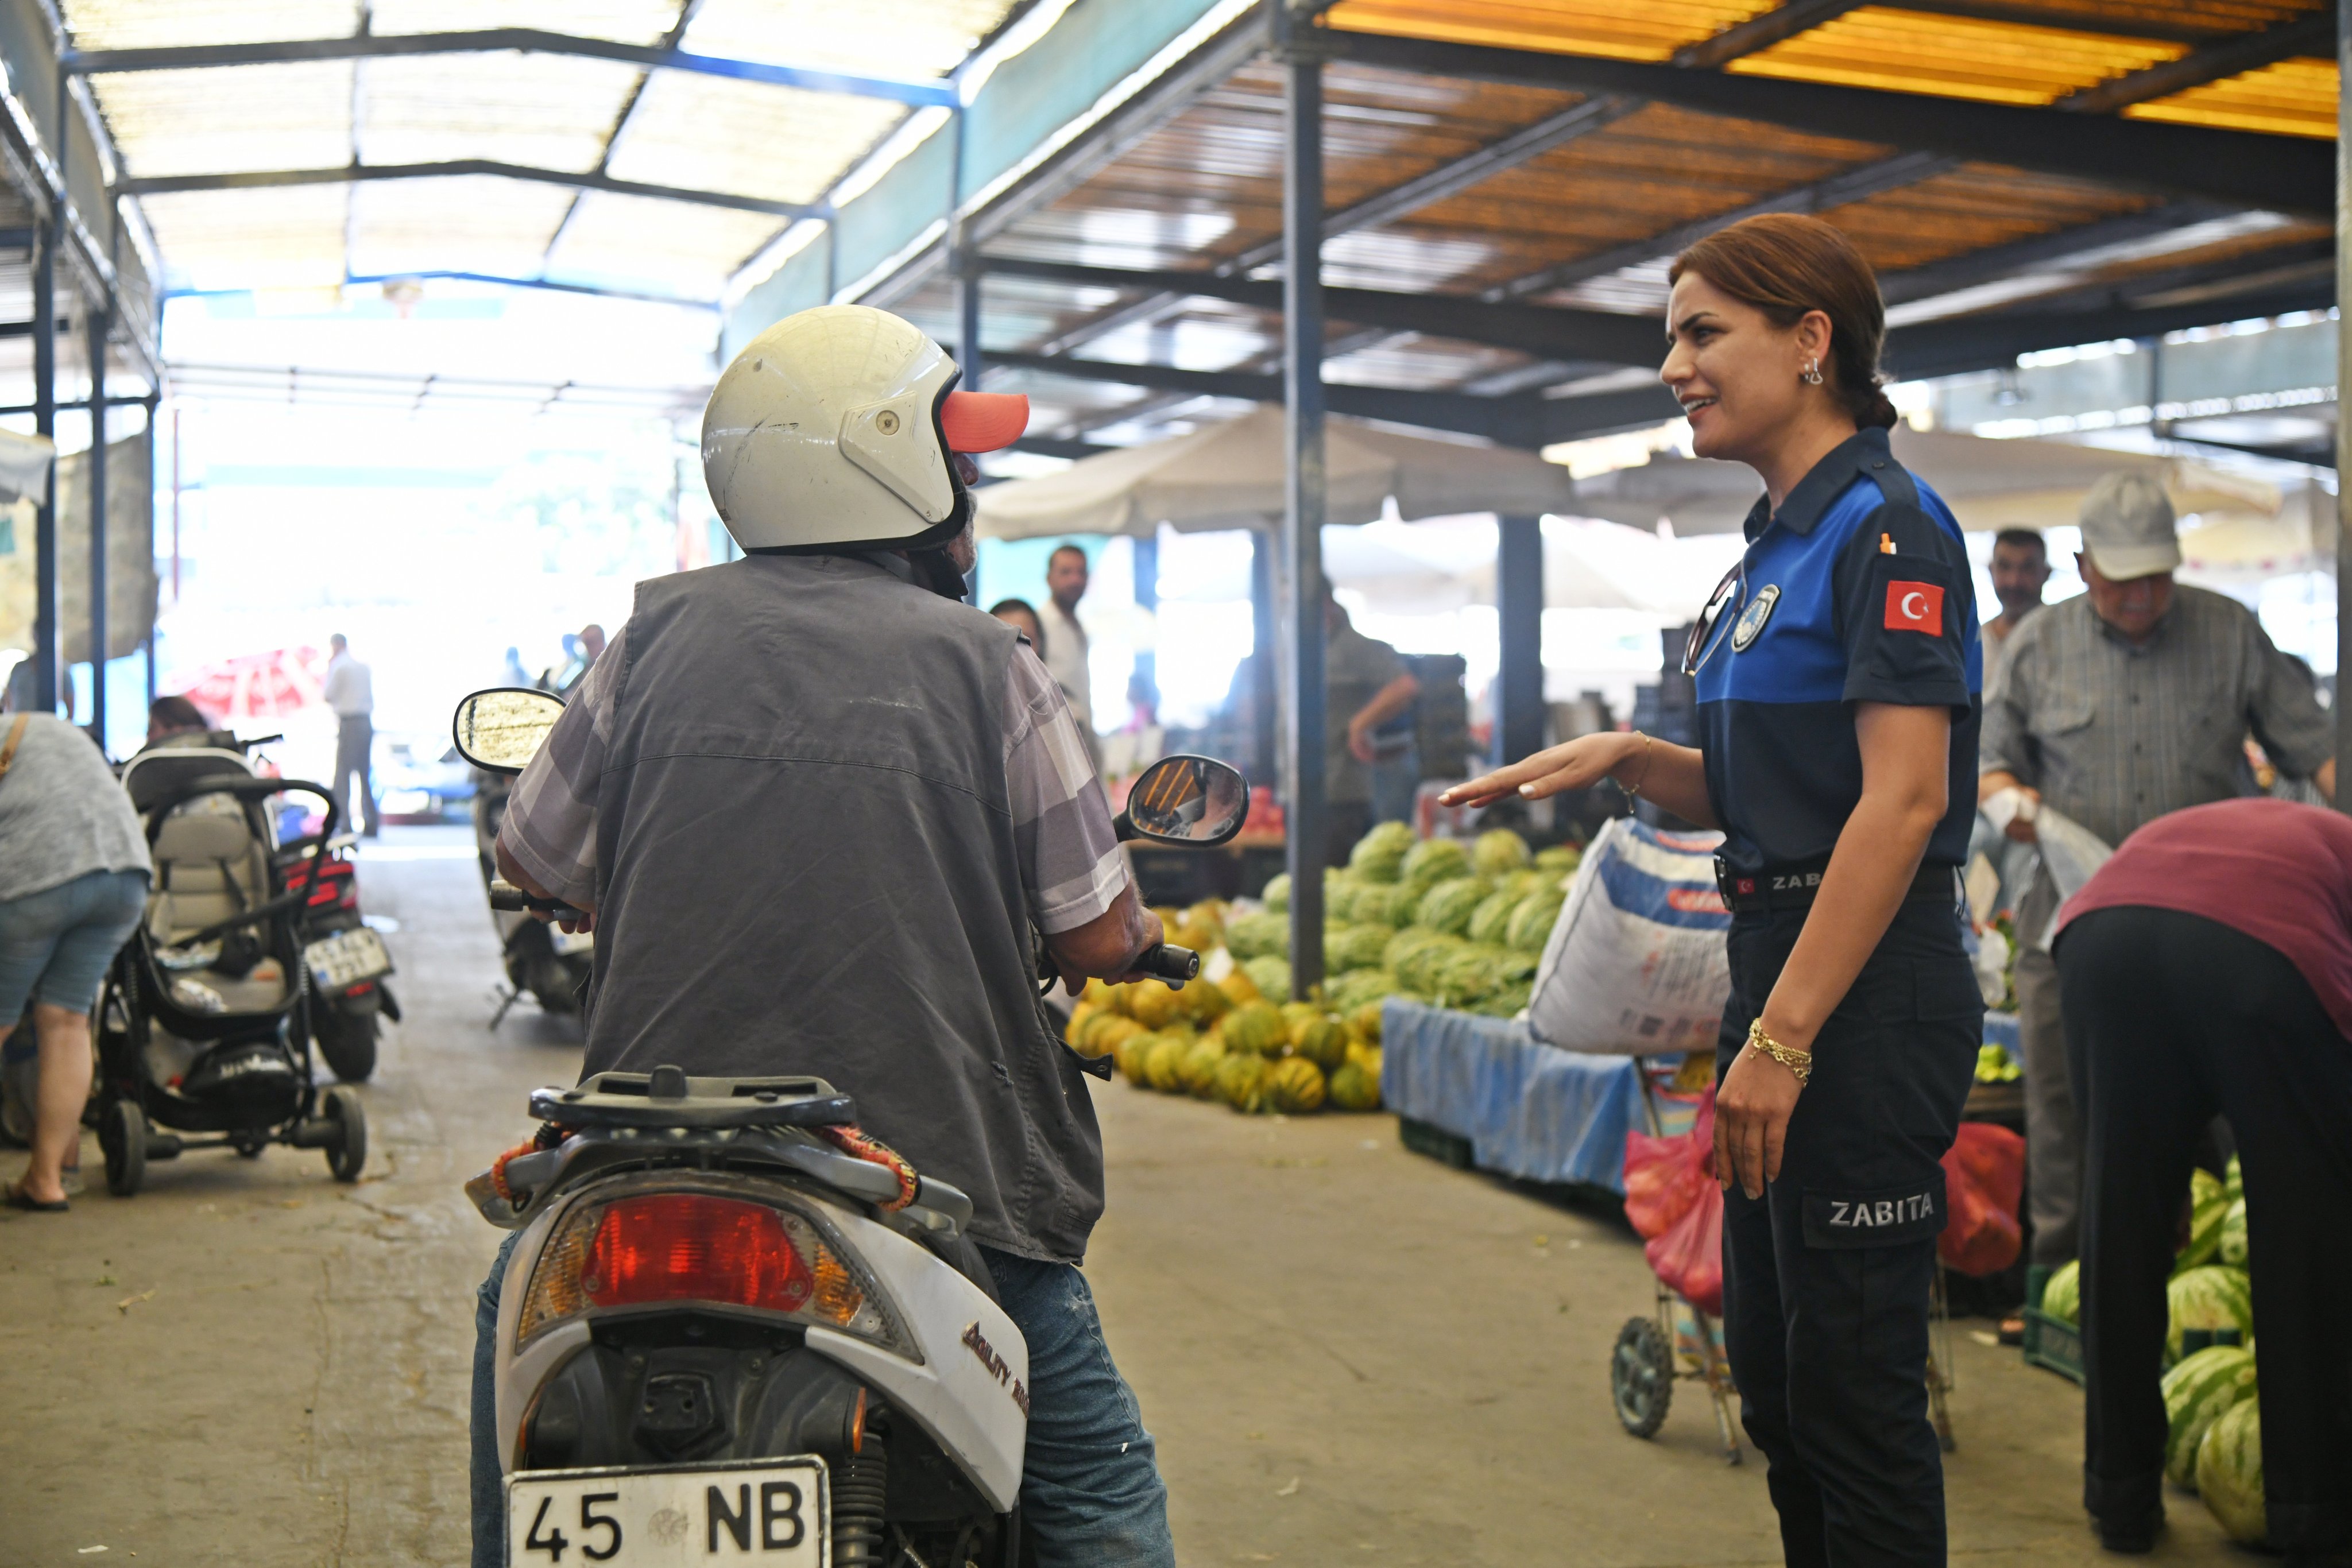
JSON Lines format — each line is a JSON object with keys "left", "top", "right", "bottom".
{"left": 1398, "top": 1116, "right": 1475, "bottom": 1169}
{"left": 2021, "top": 1307, "right": 2084, "bottom": 1385}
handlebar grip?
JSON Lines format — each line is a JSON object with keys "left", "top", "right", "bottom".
{"left": 1135, "top": 943, "right": 1201, "bottom": 984}
{"left": 489, "top": 879, "right": 586, "bottom": 922}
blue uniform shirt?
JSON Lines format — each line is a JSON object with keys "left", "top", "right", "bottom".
{"left": 1692, "top": 427, "right": 1982, "bottom": 876}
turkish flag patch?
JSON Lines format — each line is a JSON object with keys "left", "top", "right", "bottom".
{"left": 1884, "top": 580, "right": 1944, "bottom": 635}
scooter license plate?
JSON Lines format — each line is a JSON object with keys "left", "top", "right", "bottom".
{"left": 508, "top": 1458, "right": 827, "bottom": 1566}
{"left": 304, "top": 927, "right": 393, "bottom": 990}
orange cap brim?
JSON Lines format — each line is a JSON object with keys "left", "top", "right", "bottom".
{"left": 939, "top": 390, "right": 1030, "bottom": 453}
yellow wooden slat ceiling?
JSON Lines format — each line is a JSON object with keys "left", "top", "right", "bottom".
{"left": 1726, "top": 7, "right": 2184, "bottom": 105}
{"left": 1320, "top": 1, "right": 1782, "bottom": 63}
{"left": 2126, "top": 55, "right": 2339, "bottom": 137}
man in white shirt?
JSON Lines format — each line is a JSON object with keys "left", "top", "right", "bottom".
{"left": 1037, "top": 544, "right": 1100, "bottom": 774}
{"left": 322, "top": 633, "right": 380, "bottom": 837}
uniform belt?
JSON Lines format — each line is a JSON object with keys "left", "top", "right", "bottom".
{"left": 1715, "top": 858, "right": 1956, "bottom": 913}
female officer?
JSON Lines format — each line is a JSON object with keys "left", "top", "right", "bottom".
{"left": 1445, "top": 213, "right": 1982, "bottom": 1567}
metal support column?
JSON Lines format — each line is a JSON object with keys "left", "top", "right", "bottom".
{"left": 1131, "top": 531, "right": 1158, "bottom": 715}
{"left": 1494, "top": 514, "right": 1545, "bottom": 766}
{"left": 87, "top": 297, "right": 111, "bottom": 746}
{"left": 1278, "top": 7, "right": 1327, "bottom": 998}
{"left": 957, "top": 263, "right": 982, "bottom": 382}
{"left": 29, "top": 217, "right": 58, "bottom": 714}
{"left": 2338, "top": 0, "right": 2351, "bottom": 808}
{"left": 1250, "top": 530, "right": 1278, "bottom": 787}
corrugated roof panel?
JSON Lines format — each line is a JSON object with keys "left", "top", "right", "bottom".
{"left": 1321, "top": 1, "right": 1778, "bottom": 63}
{"left": 1410, "top": 102, "right": 1886, "bottom": 293}
{"left": 1990, "top": 2, "right": 2320, "bottom": 41}
{"left": 64, "top": 0, "right": 361, "bottom": 49}
{"left": 1813, "top": 164, "right": 2154, "bottom": 274}
{"left": 605, "top": 72, "right": 906, "bottom": 204}
{"left": 91, "top": 62, "right": 353, "bottom": 178}
{"left": 345, "top": 176, "right": 579, "bottom": 277}
{"left": 138, "top": 187, "right": 349, "bottom": 288}
{"left": 1726, "top": 7, "right": 2184, "bottom": 106}
{"left": 547, "top": 190, "right": 785, "bottom": 296}
{"left": 370, "top": 0, "right": 684, "bottom": 45}
{"left": 356, "top": 53, "right": 643, "bottom": 172}
{"left": 2125, "top": 55, "right": 2338, "bottom": 137}
{"left": 680, "top": 0, "right": 1019, "bottom": 79}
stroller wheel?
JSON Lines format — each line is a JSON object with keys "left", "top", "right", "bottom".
{"left": 102, "top": 1100, "right": 148, "bottom": 1197}
{"left": 323, "top": 1085, "right": 367, "bottom": 1183}
{"left": 232, "top": 1136, "right": 267, "bottom": 1159}
{"left": 1611, "top": 1316, "right": 1673, "bottom": 1439}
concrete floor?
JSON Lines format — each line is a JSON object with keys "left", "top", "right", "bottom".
{"left": 1, "top": 826, "right": 2252, "bottom": 1566}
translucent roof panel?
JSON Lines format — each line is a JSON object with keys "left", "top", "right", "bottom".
{"left": 546, "top": 191, "right": 787, "bottom": 297}
{"left": 357, "top": 53, "right": 644, "bottom": 172}
{"left": 345, "top": 177, "right": 581, "bottom": 278}
{"left": 92, "top": 62, "right": 354, "bottom": 178}
{"left": 370, "top": 0, "right": 685, "bottom": 46}
{"left": 606, "top": 73, "right": 906, "bottom": 205}
{"left": 1321, "top": 1, "right": 1780, "bottom": 64}
{"left": 138, "top": 187, "right": 349, "bottom": 290}
{"left": 682, "top": 0, "right": 1018, "bottom": 79}
{"left": 1726, "top": 7, "right": 2184, "bottom": 106}
{"left": 65, "top": 0, "right": 362, "bottom": 49}
{"left": 2126, "top": 56, "right": 2339, "bottom": 138}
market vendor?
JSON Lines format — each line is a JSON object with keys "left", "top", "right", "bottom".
{"left": 1978, "top": 470, "right": 2332, "bottom": 1284}
{"left": 1444, "top": 212, "right": 1982, "bottom": 1566}
{"left": 2053, "top": 797, "right": 2352, "bottom": 1558}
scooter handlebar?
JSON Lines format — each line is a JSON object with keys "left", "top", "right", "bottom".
{"left": 488, "top": 878, "right": 586, "bottom": 923}
{"left": 1134, "top": 943, "right": 1200, "bottom": 984}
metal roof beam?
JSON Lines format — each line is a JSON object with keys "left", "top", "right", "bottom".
{"left": 119, "top": 160, "right": 822, "bottom": 220}
{"left": 1309, "top": 27, "right": 2333, "bottom": 216}
{"left": 1885, "top": 282, "right": 2333, "bottom": 381}
{"left": 985, "top": 255, "right": 1665, "bottom": 363}
{"left": 63, "top": 29, "right": 958, "bottom": 109}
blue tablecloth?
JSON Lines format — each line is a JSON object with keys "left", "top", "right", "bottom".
{"left": 1381, "top": 998, "right": 1650, "bottom": 1192}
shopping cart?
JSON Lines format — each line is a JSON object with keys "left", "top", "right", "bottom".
{"left": 1607, "top": 1056, "right": 1957, "bottom": 1462}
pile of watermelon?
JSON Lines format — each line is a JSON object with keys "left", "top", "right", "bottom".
{"left": 2145, "top": 1157, "right": 2264, "bottom": 1544}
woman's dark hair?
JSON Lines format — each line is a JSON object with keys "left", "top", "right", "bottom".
{"left": 148, "top": 694, "right": 210, "bottom": 733}
{"left": 1669, "top": 213, "right": 1897, "bottom": 431}
{"left": 988, "top": 597, "right": 1045, "bottom": 652}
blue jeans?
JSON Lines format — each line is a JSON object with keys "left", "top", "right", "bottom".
{"left": 473, "top": 1234, "right": 1173, "bottom": 1568}
{"left": 0, "top": 868, "right": 149, "bottom": 1020}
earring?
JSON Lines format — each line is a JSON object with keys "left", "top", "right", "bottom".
{"left": 1801, "top": 358, "right": 1824, "bottom": 385}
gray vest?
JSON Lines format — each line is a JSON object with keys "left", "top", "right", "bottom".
{"left": 585, "top": 552, "right": 1105, "bottom": 1262}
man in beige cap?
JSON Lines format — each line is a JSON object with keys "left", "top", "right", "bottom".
{"left": 1979, "top": 470, "right": 2333, "bottom": 1282}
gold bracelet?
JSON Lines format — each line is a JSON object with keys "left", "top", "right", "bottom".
{"left": 1618, "top": 731, "right": 1654, "bottom": 801}
{"left": 1746, "top": 1019, "right": 1812, "bottom": 1086}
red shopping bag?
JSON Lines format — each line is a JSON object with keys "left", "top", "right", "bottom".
{"left": 1623, "top": 1087, "right": 1726, "bottom": 1315}
{"left": 1624, "top": 1087, "right": 1715, "bottom": 1240}
{"left": 1938, "top": 1122, "right": 2025, "bottom": 1277}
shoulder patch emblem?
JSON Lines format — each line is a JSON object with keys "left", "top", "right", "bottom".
{"left": 1730, "top": 584, "right": 1780, "bottom": 652}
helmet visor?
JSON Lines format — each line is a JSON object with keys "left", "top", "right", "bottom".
{"left": 939, "top": 391, "right": 1030, "bottom": 454}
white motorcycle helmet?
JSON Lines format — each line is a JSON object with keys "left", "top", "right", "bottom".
{"left": 701, "top": 304, "right": 1029, "bottom": 553}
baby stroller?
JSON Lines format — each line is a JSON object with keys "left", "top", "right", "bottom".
{"left": 94, "top": 746, "right": 367, "bottom": 1196}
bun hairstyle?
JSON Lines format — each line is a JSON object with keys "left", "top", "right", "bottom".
{"left": 1668, "top": 213, "right": 1898, "bottom": 431}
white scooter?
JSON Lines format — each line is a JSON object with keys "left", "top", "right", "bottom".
{"left": 450, "top": 687, "right": 1248, "bottom": 1566}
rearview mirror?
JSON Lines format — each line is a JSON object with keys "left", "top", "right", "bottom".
{"left": 452, "top": 687, "right": 566, "bottom": 775}
{"left": 1116, "top": 755, "right": 1249, "bottom": 847}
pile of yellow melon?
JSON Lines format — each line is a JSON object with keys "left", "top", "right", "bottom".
{"left": 1063, "top": 948, "right": 1384, "bottom": 1116}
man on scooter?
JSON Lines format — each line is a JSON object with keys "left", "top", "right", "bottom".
{"left": 475, "top": 305, "right": 1177, "bottom": 1567}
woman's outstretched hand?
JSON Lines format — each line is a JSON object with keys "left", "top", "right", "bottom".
{"left": 1438, "top": 733, "right": 1641, "bottom": 811}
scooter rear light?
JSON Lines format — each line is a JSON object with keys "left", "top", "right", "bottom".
{"left": 515, "top": 1188, "right": 912, "bottom": 1356}
{"left": 583, "top": 1194, "right": 814, "bottom": 1313}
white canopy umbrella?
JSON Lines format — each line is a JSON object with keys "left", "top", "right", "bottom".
{"left": 1568, "top": 426, "right": 2283, "bottom": 536}
{"left": 973, "top": 405, "right": 1576, "bottom": 540}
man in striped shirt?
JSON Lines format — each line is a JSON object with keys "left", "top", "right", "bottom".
{"left": 1979, "top": 471, "right": 2332, "bottom": 1276}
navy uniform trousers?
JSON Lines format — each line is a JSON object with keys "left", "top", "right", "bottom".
{"left": 2057, "top": 907, "right": 2352, "bottom": 1557}
{"left": 1715, "top": 897, "right": 1980, "bottom": 1568}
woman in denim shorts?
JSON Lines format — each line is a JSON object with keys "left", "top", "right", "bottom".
{"left": 0, "top": 707, "right": 152, "bottom": 1211}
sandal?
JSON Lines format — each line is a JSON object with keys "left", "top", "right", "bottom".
{"left": 3, "top": 1180, "right": 68, "bottom": 1213}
